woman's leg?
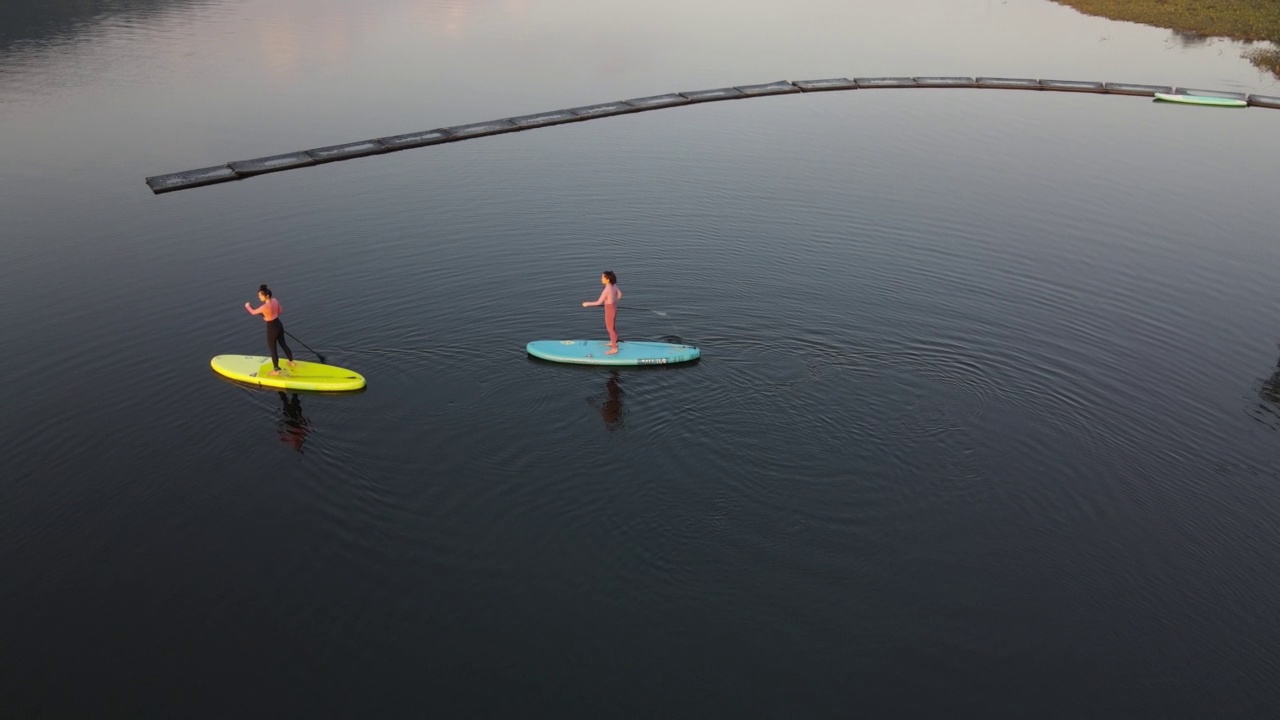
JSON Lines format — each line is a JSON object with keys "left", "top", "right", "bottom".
{"left": 604, "top": 304, "right": 618, "bottom": 352}
{"left": 266, "top": 321, "right": 281, "bottom": 370}
{"left": 276, "top": 322, "right": 294, "bottom": 363}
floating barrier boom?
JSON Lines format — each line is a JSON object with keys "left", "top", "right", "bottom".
{"left": 145, "top": 78, "right": 1280, "bottom": 194}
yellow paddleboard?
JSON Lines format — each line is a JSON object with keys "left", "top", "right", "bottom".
{"left": 210, "top": 355, "right": 365, "bottom": 391}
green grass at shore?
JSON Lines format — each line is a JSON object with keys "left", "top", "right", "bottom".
{"left": 1054, "top": 0, "right": 1280, "bottom": 77}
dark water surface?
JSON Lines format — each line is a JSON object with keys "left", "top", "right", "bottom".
{"left": 3, "top": 1, "right": 1280, "bottom": 717}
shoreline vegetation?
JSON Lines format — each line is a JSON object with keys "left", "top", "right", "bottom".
{"left": 1053, "top": 0, "right": 1280, "bottom": 79}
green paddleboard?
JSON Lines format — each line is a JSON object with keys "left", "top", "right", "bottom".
{"left": 1154, "top": 92, "right": 1246, "bottom": 108}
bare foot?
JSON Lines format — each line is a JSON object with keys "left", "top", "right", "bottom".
{"left": 288, "top": 360, "right": 297, "bottom": 369}
{"left": 269, "top": 369, "right": 282, "bottom": 376}
{"left": 606, "top": 347, "right": 619, "bottom": 355}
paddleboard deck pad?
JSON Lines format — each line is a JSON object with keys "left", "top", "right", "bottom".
{"left": 527, "top": 340, "right": 700, "bottom": 366}
{"left": 211, "top": 355, "right": 366, "bottom": 391}
{"left": 1153, "top": 92, "right": 1247, "bottom": 107}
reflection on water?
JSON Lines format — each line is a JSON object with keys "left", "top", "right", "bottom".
{"left": 276, "top": 391, "right": 311, "bottom": 453}
{"left": 588, "top": 371, "right": 626, "bottom": 431}
{"left": 0, "top": 0, "right": 206, "bottom": 54}
{"left": 1253, "top": 345, "right": 1280, "bottom": 430}
{"left": 1168, "top": 29, "right": 1217, "bottom": 49}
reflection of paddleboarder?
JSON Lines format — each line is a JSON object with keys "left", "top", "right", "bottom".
{"left": 600, "top": 371, "right": 625, "bottom": 430}
{"left": 245, "top": 284, "right": 295, "bottom": 375}
{"left": 585, "top": 371, "right": 625, "bottom": 431}
{"left": 1261, "top": 346, "right": 1280, "bottom": 405}
{"left": 277, "top": 391, "right": 311, "bottom": 453}
{"left": 582, "top": 271, "right": 622, "bottom": 355}
{"left": 1247, "top": 344, "right": 1280, "bottom": 431}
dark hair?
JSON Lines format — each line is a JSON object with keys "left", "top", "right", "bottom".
{"left": 602, "top": 271, "right": 617, "bottom": 285}
{"left": 258, "top": 284, "right": 272, "bottom": 298}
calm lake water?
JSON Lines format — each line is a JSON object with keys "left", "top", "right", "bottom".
{"left": 3, "top": 1, "right": 1280, "bottom": 716}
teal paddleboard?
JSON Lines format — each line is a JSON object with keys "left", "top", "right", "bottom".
{"left": 1154, "top": 92, "right": 1246, "bottom": 107}
{"left": 527, "top": 340, "right": 700, "bottom": 366}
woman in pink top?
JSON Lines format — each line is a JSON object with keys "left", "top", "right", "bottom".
{"left": 244, "top": 284, "right": 295, "bottom": 375}
{"left": 582, "top": 270, "right": 622, "bottom": 354}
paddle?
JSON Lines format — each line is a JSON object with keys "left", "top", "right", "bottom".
{"left": 618, "top": 305, "right": 669, "bottom": 317}
{"left": 284, "top": 330, "right": 326, "bottom": 364}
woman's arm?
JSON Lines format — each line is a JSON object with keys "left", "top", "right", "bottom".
{"left": 582, "top": 287, "right": 610, "bottom": 307}
{"left": 246, "top": 299, "right": 280, "bottom": 316}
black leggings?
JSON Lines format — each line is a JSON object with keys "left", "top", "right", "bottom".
{"left": 266, "top": 318, "right": 294, "bottom": 369}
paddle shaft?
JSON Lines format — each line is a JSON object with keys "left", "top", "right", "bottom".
{"left": 584, "top": 304, "right": 680, "bottom": 338}
{"left": 284, "top": 329, "right": 326, "bottom": 363}
{"left": 588, "top": 304, "right": 666, "bottom": 316}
